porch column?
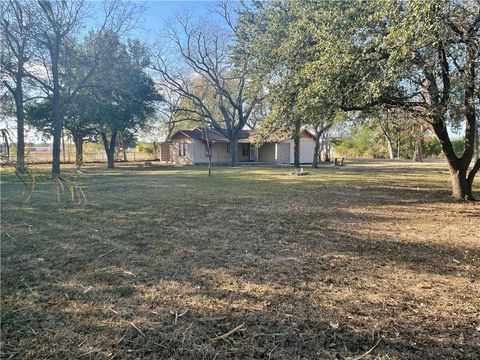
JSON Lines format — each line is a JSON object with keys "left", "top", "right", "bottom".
{"left": 251, "top": 145, "right": 258, "bottom": 162}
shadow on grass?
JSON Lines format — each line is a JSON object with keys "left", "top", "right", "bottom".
{"left": 1, "top": 163, "right": 479, "bottom": 359}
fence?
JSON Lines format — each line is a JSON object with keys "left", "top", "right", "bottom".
{"left": 9, "top": 149, "right": 153, "bottom": 164}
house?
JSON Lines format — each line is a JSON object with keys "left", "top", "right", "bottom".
{"left": 165, "top": 128, "right": 316, "bottom": 165}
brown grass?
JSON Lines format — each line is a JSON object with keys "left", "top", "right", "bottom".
{"left": 1, "top": 159, "right": 479, "bottom": 359}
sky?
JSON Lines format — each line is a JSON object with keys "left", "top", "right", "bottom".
{"left": 2, "top": 1, "right": 465, "bottom": 144}
{"left": 1, "top": 1, "right": 227, "bottom": 143}
{"left": 131, "top": 0, "right": 226, "bottom": 42}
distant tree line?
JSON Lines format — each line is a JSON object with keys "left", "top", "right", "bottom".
{"left": 333, "top": 125, "right": 467, "bottom": 160}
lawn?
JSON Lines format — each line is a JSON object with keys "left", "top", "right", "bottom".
{"left": 1, "top": 160, "right": 479, "bottom": 359}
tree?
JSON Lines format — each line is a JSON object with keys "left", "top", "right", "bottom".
{"left": 87, "top": 35, "right": 160, "bottom": 168}
{"left": 236, "top": 0, "right": 345, "bottom": 168}
{"left": 65, "top": 93, "right": 98, "bottom": 168}
{"left": 312, "top": 0, "right": 480, "bottom": 200}
{"left": 24, "top": 93, "right": 97, "bottom": 169}
{"left": 116, "top": 131, "right": 137, "bottom": 162}
{"left": 158, "top": 87, "right": 202, "bottom": 140}
{"left": 24, "top": 98, "right": 53, "bottom": 137}
{"left": 1, "top": 0, "right": 36, "bottom": 171}
{"left": 25, "top": 0, "right": 143, "bottom": 175}
{"left": 333, "top": 125, "right": 388, "bottom": 159}
{"left": 152, "top": 3, "right": 266, "bottom": 166}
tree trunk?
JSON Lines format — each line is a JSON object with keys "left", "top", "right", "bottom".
{"left": 432, "top": 118, "right": 477, "bottom": 201}
{"left": 51, "top": 38, "right": 62, "bottom": 175}
{"left": 153, "top": 141, "right": 159, "bottom": 160}
{"left": 449, "top": 165, "right": 473, "bottom": 201}
{"left": 318, "top": 142, "right": 323, "bottom": 162}
{"left": 441, "top": 43, "right": 478, "bottom": 200}
{"left": 15, "top": 71, "right": 26, "bottom": 172}
{"left": 413, "top": 137, "right": 423, "bottom": 162}
{"left": 323, "top": 133, "right": 331, "bottom": 162}
{"left": 474, "top": 120, "right": 479, "bottom": 162}
{"left": 118, "top": 134, "right": 127, "bottom": 161}
{"left": 467, "top": 159, "right": 480, "bottom": 196}
{"left": 51, "top": 94, "right": 62, "bottom": 174}
{"left": 106, "top": 149, "right": 115, "bottom": 168}
{"left": 208, "top": 145, "right": 212, "bottom": 176}
{"left": 201, "top": 126, "right": 212, "bottom": 175}
{"left": 312, "top": 130, "right": 321, "bottom": 168}
{"left": 386, "top": 138, "right": 394, "bottom": 159}
{"left": 413, "top": 126, "right": 424, "bottom": 162}
{"left": 73, "top": 134, "right": 83, "bottom": 169}
{"left": 293, "top": 120, "right": 300, "bottom": 168}
{"left": 230, "top": 136, "right": 238, "bottom": 167}
{"left": 61, "top": 129, "right": 66, "bottom": 163}
{"left": 380, "top": 124, "right": 394, "bottom": 159}
{"left": 101, "top": 131, "right": 117, "bottom": 169}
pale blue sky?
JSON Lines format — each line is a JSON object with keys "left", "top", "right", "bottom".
{"left": 133, "top": 0, "right": 225, "bottom": 41}
{"left": 87, "top": 1, "right": 226, "bottom": 43}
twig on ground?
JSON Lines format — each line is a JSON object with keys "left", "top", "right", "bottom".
{"left": 209, "top": 323, "right": 246, "bottom": 342}
{"left": 22, "top": 281, "right": 34, "bottom": 294}
{"left": 79, "top": 349, "right": 100, "bottom": 357}
{"left": 347, "top": 338, "right": 381, "bottom": 360}
{"left": 174, "top": 309, "right": 189, "bottom": 325}
{"left": 98, "top": 248, "right": 117, "bottom": 257}
{"left": 129, "top": 322, "right": 145, "bottom": 337}
{"left": 78, "top": 338, "right": 88, "bottom": 348}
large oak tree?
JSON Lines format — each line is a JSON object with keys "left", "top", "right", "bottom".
{"left": 152, "top": 3, "right": 266, "bottom": 166}
{"left": 322, "top": 0, "right": 480, "bottom": 200}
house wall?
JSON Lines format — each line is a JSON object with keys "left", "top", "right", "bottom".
{"left": 193, "top": 141, "right": 231, "bottom": 164}
{"left": 171, "top": 138, "right": 195, "bottom": 164}
{"left": 299, "top": 138, "right": 315, "bottom": 163}
{"left": 171, "top": 139, "right": 249, "bottom": 164}
{"left": 285, "top": 137, "right": 316, "bottom": 164}
{"left": 258, "top": 142, "right": 275, "bottom": 162}
{"left": 169, "top": 129, "right": 316, "bottom": 165}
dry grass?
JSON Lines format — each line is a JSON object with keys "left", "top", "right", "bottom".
{"left": 1, "top": 159, "right": 479, "bottom": 359}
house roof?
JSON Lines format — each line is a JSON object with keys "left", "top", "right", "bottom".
{"left": 169, "top": 127, "right": 315, "bottom": 143}
{"left": 170, "top": 128, "right": 252, "bottom": 143}
{"left": 238, "top": 129, "right": 316, "bottom": 143}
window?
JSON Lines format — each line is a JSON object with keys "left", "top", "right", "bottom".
{"left": 226, "top": 143, "right": 230, "bottom": 153}
{"left": 242, "top": 144, "right": 250, "bottom": 157}
{"left": 179, "top": 142, "right": 186, "bottom": 157}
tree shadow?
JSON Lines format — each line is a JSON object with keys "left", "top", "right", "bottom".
{"left": 2, "top": 164, "right": 479, "bottom": 359}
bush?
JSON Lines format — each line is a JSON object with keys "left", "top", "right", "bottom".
{"left": 423, "top": 136, "right": 464, "bottom": 158}
{"left": 136, "top": 142, "right": 159, "bottom": 158}
{"left": 333, "top": 126, "right": 387, "bottom": 158}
